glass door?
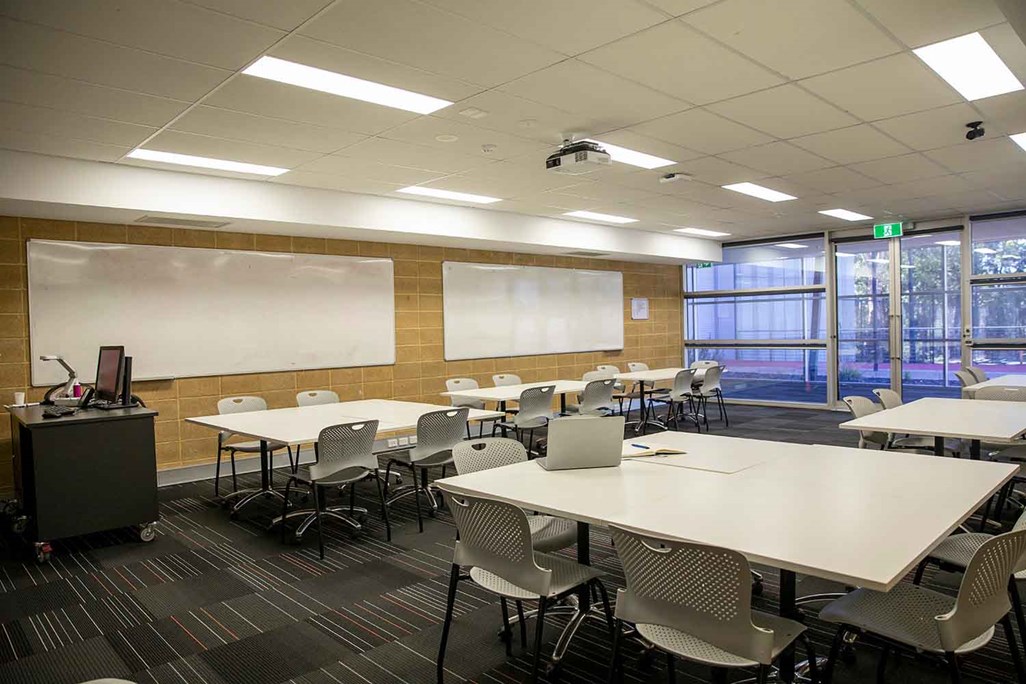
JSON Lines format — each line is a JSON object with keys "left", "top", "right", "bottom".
{"left": 835, "top": 239, "right": 893, "bottom": 400}
{"left": 898, "top": 231, "right": 962, "bottom": 399}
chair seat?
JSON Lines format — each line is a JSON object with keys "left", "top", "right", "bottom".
{"left": 468, "top": 552, "right": 603, "bottom": 600}
{"left": 990, "top": 444, "right": 1026, "bottom": 463}
{"left": 225, "top": 439, "right": 287, "bottom": 454}
{"left": 890, "top": 435, "right": 959, "bottom": 453}
{"left": 528, "top": 515, "right": 577, "bottom": 552}
{"left": 636, "top": 611, "right": 804, "bottom": 668}
{"left": 389, "top": 449, "right": 453, "bottom": 468}
{"left": 563, "top": 404, "right": 614, "bottom": 416}
{"left": 928, "top": 533, "right": 1026, "bottom": 580}
{"left": 819, "top": 584, "right": 994, "bottom": 654}
{"left": 296, "top": 462, "right": 372, "bottom": 485}
{"left": 495, "top": 415, "right": 553, "bottom": 431}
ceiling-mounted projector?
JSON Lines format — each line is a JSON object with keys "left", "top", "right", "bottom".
{"left": 545, "top": 139, "right": 611, "bottom": 175}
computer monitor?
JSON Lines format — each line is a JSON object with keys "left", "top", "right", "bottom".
{"left": 94, "top": 346, "right": 125, "bottom": 403}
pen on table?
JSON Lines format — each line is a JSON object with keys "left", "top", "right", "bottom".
{"left": 631, "top": 444, "right": 649, "bottom": 449}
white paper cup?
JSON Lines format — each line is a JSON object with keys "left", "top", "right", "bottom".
{"left": 13, "top": 391, "right": 25, "bottom": 405}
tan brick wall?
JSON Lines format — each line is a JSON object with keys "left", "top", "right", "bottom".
{"left": 0, "top": 215, "right": 683, "bottom": 492}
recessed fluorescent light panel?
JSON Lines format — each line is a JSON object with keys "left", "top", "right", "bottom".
{"left": 935, "top": 240, "right": 961, "bottom": 246}
{"left": 776, "top": 243, "right": 807, "bottom": 249}
{"left": 397, "top": 186, "right": 501, "bottom": 204}
{"left": 583, "top": 139, "right": 674, "bottom": 169}
{"left": 1012, "top": 133, "right": 1026, "bottom": 152}
{"left": 819, "top": 208, "right": 873, "bottom": 222}
{"left": 243, "top": 56, "right": 452, "bottom": 114}
{"left": 722, "top": 182, "right": 797, "bottom": 202}
{"left": 126, "top": 148, "right": 288, "bottom": 176}
{"left": 913, "top": 32, "right": 1024, "bottom": 101}
{"left": 564, "top": 210, "right": 638, "bottom": 224}
{"left": 674, "top": 227, "right": 731, "bottom": 237}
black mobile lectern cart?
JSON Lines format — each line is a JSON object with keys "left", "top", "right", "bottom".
{"left": 9, "top": 405, "right": 159, "bottom": 562}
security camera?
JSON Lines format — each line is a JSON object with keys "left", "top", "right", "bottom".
{"left": 966, "top": 121, "right": 985, "bottom": 141}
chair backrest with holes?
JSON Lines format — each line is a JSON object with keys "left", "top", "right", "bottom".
{"left": 690, "top": 360, "right": 719, "bottom": 369}
{"left": 955, "top": 370, "right": 976, "bottom": 388}
{"left": 582, "top": 370, "right": 607, "bottom": 382}
{"left": 701, "top": 365, "right": 724, "bottom": 393}
{"left": 842, "top": 396, "right": 888, "bottom": 447}
{"left": 452, "top": 438, "right": 527, "bottom": 475}
{"left": 967, "top": 366, "right": 989, "bottom": 383}
{"left": 627, "top": 362, "right": 649, "bottom": 372}
{"left": 596, "top": 364, "right": 621, "bottom": 375}
{"left": 515, "top": 385, "right": 555, "bottom": 427}
{"left": 447, "top": 492, "right": 552, "bottom": 596}
{"left": 446, "top": 378, "right": 485, "bottom": 409}
{"left": 975, "top": 386, "right": 1026, "bottom": 402}
{"left": 316, "top": 420, "right": 379, "bottom": 477}
{"left": 296, "top": 390, "right": 339, "bottom": 407}
{"left": 938, "top": 528, "right": 1026, "bottom": 651}
{"left": 218, "top": 396, "right": 266, "bottom": 415}
{"left": 493, "top": 373, "right": 522, "bottom": 387}
{"left": 610, "top": 525, "right": 775, "bottom": 664}
{"left": 669, "top": 369, "right": 697, "bottom": 401}
{"left": 409, "top": 408, "right": 469, "bottom": 463}
{"left": 578, "top": 379, "right": 616, "bottom": 414}
{"left": 871, "top": 388, "right": 902, "bottom": 410}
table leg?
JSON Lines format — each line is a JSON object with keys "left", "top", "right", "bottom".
{"left": 223, "top": 439, "right": 290, "bottom": 516}
{"left": 560, "top": 393, "right": 567, "bottom": 416}
{"left": 260, "top": 440, "right": 269, "bottom": 489}
{"left": 778, "top": 569, "right": 797, "bottom": 683}
{"left": 934, "top": 436, "right": 944, "bottom": 457}
{"left": 970, "top": 439, "right": 981, "bottom": 460}
{"left": 499, "top": 400, "right": 508, "bottom": 437}
{"left": 577, "top": 521, "right": 591, "bottom": 608}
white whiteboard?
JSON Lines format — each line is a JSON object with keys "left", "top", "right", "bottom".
{"left": 28, "top": 240, "right": 395, "bottom": 385}
{"left": 443, "top": 261, "right": 623, "bottom": 361}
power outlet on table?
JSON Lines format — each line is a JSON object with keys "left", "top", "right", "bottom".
{"left": 398, "top": 436, "right": 410, "bottom": 446}
{"left": 386, "top": 438, "right": 399, "bottom": 448}
{"left": 409, "top": 435, "right": 418, "bottom": 444}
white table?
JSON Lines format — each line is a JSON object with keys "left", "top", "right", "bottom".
{"left": 839, "top": 396, "right": 1026, "bottom": 458}
{"left": 441, "top": 380, "right": 587, "bottom": 414}
{"left": 963, "top": 374, "right": 1026, "bottom": 399}
{"left": 437, "top": 430, "right": 1015, "bottom": 679}
{"left": 187, "top": 399, "right": 503, "bottom": 514}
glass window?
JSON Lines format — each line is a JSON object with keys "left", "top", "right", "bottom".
{"left": 686, "top": 292, "right": 826, "bottom": 341}
{"left": 971, "top": 349, "right": 1026, "bottom": 378}
{"left": 687, "top": 238, "right": 826, "bottom": 292}
{"left": 687, "top": 348, "right": 828, "bottom": 404}
{"left": 971, "top": 282, "right": 1026, "bottom": 339}
{"left": 972, "top": 215, "right": 1026, "bottom": 276}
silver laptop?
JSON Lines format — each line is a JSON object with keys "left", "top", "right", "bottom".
{"left": 536, "top": 415, "right": 625, "bottom": 471}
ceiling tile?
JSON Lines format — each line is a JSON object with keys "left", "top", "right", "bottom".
{"left": 925, "top": 138, "right": 1026, "bottom": 173}
{"left": 500, "top": 59, "right": 689, "bottom": 127}
{"left": 973, "top": 91, "right": 1026, "bottom": 137}
{"left": 548, "top": 181, "right": 660, "bottom": 205}
{"left": 588, "top": 129, "right": 704, "bottom": 166}
{"left": 890, "top": 174, "right": 973, "bottom": 198}
{"left": 380, "top": 117, "right": 549, "bottom": 162}
{"left": 300, "top": 0, "right": 563, "bottom": 87}
{"left": 791, "top": 125, "right": 911, "bottom": 164}
{"left": 873, "top": 103, "right": 991, "bottom": 151}
{"left": 782, "top": 166, "right": 882, "bottom": 194}
{"left": 290, "top": 156, "right": 445, "bottom": 185}
{"left": 708, "top": 85, "right": 858, "bottom": 138}
{"left": 0, "top": 101, "right": 156, "bottom": 147}
{"left": 800, "top": 53, "right": 962, "bottom": 121}
{"left": 0, "top": 128, "right": 130, "bottom": 162}
{"left": 642, "top": 0, "right": 720, "bottom": 17}
{"left": 673, "top": 156, "right": 767, "bottom": 186}
{"left": 0, "top": 0, "right": 282, "bottom": 70}
{"left": 853, "top": 0, "right": 1007, "bottom": 48}
{"left": 269, "top": 171, "right": 400, "bottom": 196}
{"left": 0, "top": 17, "right": 231, "bottom": 101}
{"left": 433, "top": 90, "right": 616, "bottom": 146}
{"left": 685, "top": 0, "right": 901, "bottom": 79}
{"left": 338, "top": 137, "right": 494, "bottom": 175}
{"left": 203, "top": 77, "right": 418, "bottom": 135}
{"left": 630, "top": 108, "right": 774, "bottom": 155}
{"left": 269, "top": 35, "right": 481, "bottom": 104}
{"left": 851, "top": 152, "right": 950, "bottom": 183}
{"left": 420, "top": 0, "right": 667, "bottom": 55}
{"left": 0, "top": 65, "right": 188, "bottom": 127}
{"left": 429, "top": 161, "right": 585, "bottom": 198}
{"left": 182, "top": 0, "right": 332, "bottom": 31}
{"left": 140, "top": 130, "right": 322, "bottom": 169}
{"left": 579, "top": 20, "right": 783, "bottom": 105}
{"left": 172, "top": 106, "right": 367, "bottom": 154}
{"left": 720, "top": 142, "right": 834, "bottom": 175}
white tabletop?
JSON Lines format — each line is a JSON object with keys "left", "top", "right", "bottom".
{"left": 187, "top": 399, "right": 503, "bottom": 446}
{"left": 437, "top": 430, "right": 1015, "bottom": 590}
{"left": 963, "top": 374, "right": 1026, "bottom": 398}
{"left": 614, "top": 367, "right": 687, "bottom": 383}
{"left": 441, "top": 380, "right": 587, "bottom": 403}
{"left": 839, "top": 397, "right": 1026, "bottom": 444}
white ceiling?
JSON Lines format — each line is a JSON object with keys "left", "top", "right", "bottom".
{"left": 0, "top": 0, "right": 1025, "bottom": 242}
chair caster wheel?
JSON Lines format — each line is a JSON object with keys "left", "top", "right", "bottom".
{"left": 637, "top": 647, "right": 657, "bottom": 670}
{"left": 138, "top": 523, "right": 156, "bottom": 542}
{"left": 544, "top": 662, "right": 562, "bottom": 680}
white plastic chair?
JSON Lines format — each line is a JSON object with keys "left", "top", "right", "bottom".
{"left": 296, "top": 390, "right": 339, "bottom": 406}
{"left": 955, "top": 369, "right": 977, "bottom": 388}
{"left": 597, "top": 364, "right": 630, "bottom": 413}
{"left": 493, "top": 373, "right": 522, "bottom": 386}
{"left": 446, "top": 378, "right": 487, "bottom": 437}
{"left": 663, "top": 368, "right": 701, "bottom": 431}
{"left": 492, "top": 385, "right": 555, "bottom": 453}
{"left": 871, "top": 388, "right": 901, "bottom": 410}
{"left": 820, "top": 529, "right": 1026, "bottom": 683}
{"left": 437, "top": 492, "right": 612, "bottom": 683}
{"left": 608, "top": 525, "right": 814, "bottom": 684}
{"left": 842, "top": 396, "right": 939, "bottom": 453}
{"left": 566, "top": 378, "right": 616, "bottom": 416}
{"left": 214, "top": 396, "right": 293, "bottom": 496}
{"left": 693, "top": 364, "right": 729, "bottom": 429}
{"left": 968, "top": 366, "right": 989, "bottom": 383}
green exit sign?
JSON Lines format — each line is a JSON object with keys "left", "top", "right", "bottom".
{"left": 873, "top": 222, "right": 903, "bottom": 239}
{"left": 695, "top": 262, "right": 713, "bottom": 269}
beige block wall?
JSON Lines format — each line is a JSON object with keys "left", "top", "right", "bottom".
{"left": 0, "top": 215, "right": 683, "bottom": 493}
